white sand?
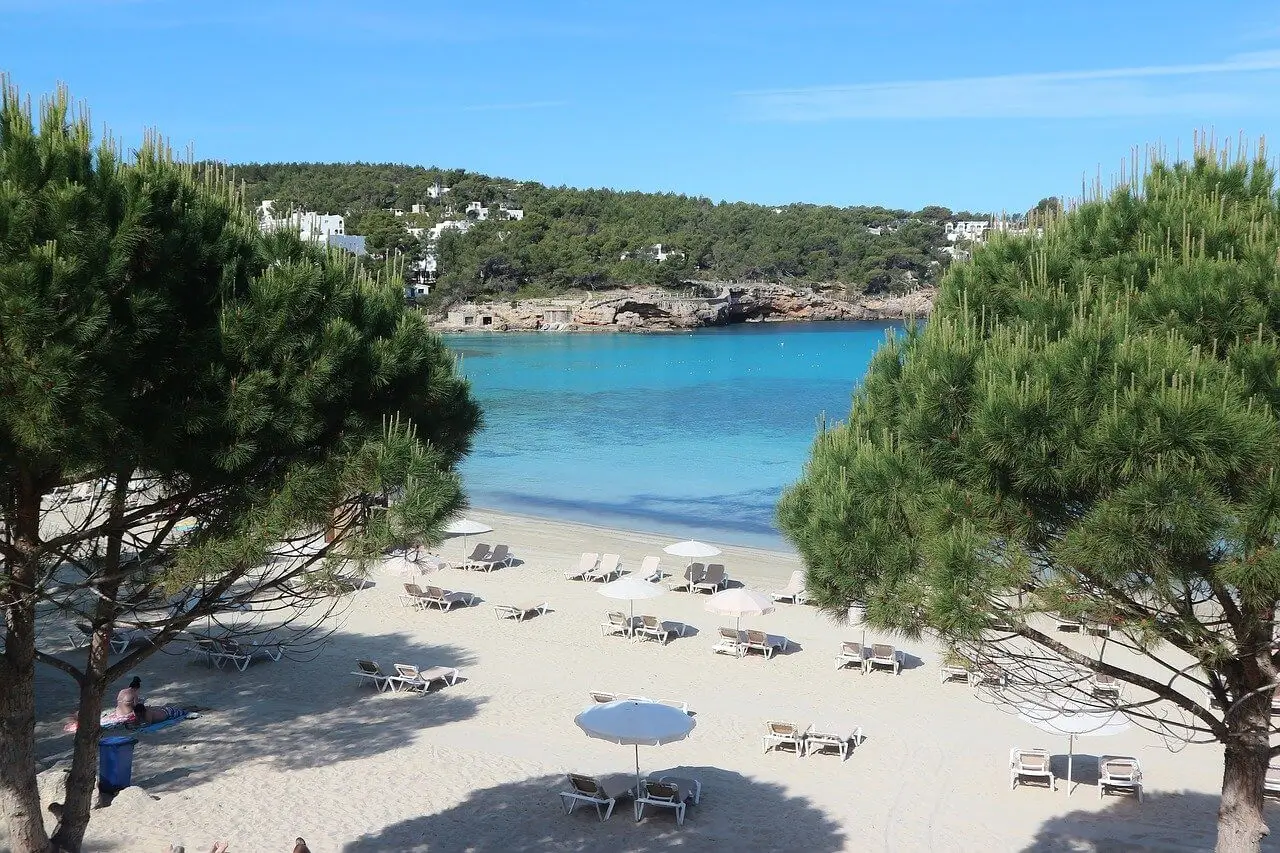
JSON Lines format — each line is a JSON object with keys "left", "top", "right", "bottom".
{"left": 25, "top": 509, "right": 1277, "bottom": 852}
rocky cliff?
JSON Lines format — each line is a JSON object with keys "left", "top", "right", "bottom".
{"left": 432, "top": 283, "right": 933, "bottom": 333}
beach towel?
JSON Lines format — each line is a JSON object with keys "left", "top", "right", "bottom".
{"left": 128, "top": 711, "right": 198, "bottom": 735}
{"left": 63, "top": 709, "right": 133, "bottom": 734}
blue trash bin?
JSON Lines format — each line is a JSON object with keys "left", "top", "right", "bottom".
{"left": 98, "top": 736, "right": 137, "bottom": 793}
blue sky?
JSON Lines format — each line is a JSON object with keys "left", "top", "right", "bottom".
{"left": 4, "top": 0, "right": 1280, "bottom": 211}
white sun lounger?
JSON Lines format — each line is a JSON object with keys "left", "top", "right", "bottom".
{"left": 1010, "top": 747, "right": 1056, "bottom": 791}
{"left": 1098, "top": 755, "right": 1142, "bottom": 802}
{"left": 565, "top": 552, "right": 600, "bottom": 581}
{"left": 585, "top": 553, "right": 622, "bottom": 582}
{"left": 391, "top": 663, "right": 460, "bottom": 692}
{"left": 762, "top": 721, "right": 810, "bottom": 757}
{"left": 560, "top": 773, "right": 625, "bottom": 821}
{"left": 353, "top": 659, "right": 394, "bottom": 692}
{"left": 494, "top": 602, "right": 547, "bottom": 621}
{"left": 771, "top": 569, "right": 809, "bottom": 604}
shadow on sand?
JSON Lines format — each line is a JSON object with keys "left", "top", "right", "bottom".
{"left": 91, "top": 629, "right": 482, "bottom": 793}
{"left": 341, "top": 767, "right": 845, "bottom": 853}
{"left": 1024, "top": 789, "right": 1280, "bottom": 852}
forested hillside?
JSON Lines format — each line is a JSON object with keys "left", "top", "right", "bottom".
{"left": 230, "top": 162, "right": 979, "bottom": 300}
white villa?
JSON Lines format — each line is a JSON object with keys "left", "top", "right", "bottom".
{"left": 945, "top": 220, "right": 990, "bottom": 242}
{"left": 257, "top": 201, "right": 345, "bottom": 244}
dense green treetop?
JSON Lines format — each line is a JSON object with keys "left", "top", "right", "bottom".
{"left": 229, "top": 162, "right": 975, "bottom": 301}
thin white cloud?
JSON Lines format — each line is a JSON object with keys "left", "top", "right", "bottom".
{"left": 739, "top": 51, "right": 1280, "bottom": 121}
{"left": 461, "top": 100, "right": 569, "bottom": 113}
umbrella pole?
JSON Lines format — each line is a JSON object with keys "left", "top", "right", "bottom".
{"left": 635, "top": 744, "right": 642, "bottom": 812}
{"left": 1067, "top": 734, "right": 1074, "bottom": 796}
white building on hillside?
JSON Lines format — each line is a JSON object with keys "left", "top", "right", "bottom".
{"left": 427, "top": 181, "right": 451, "bottom": 199}
{"left": 258, "top": 201, "right": 345, "bottom": 243}
{"left": 500, "top": 205, "right": 524, "bottom": 221}
{"left": 945, "top": 220, "right": 990, "bottom": 242}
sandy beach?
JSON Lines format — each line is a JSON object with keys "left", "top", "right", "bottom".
{"left": 26, "top": 509, "right": 1276, "bottom": 852}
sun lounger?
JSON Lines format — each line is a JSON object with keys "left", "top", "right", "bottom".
{"left": 837, "top": 641, "right": 868, "bottom": 671}
{"left": 560, "top": 773, "right": 625, "bottom": 821}
{"left": 423, "top": 585, "right": 476, "bottom": 611}
{"left": 461, "top": 542, "right": 492, "bottom": 569}
{"left": 666, "top": 563, "right": 704, "bottom": 592}
{"left": 692, "top": 564, "right": 727, "bottom": 594}
{"left": 470, "top": 544, "right": 513, "bottom": 572}
{"left": 590, "top": 690, "right": 619, "bottom": 704}
{"left": 70, "top": 622, "right": 155, "bottom": 655}
{"left": 1092, "top": 672, "right": 1122, "bottom": 700}
{"left": 865, "top": 643, "right": 902, "bottom": 675}
{"left": 771, "top": 570, "right": 809, "bottom": 604}
{"left": 762, "top": 721, "right": 810, "bottom": 757}
{"left": 221, "top": 633, "right": 283, "bottom": 664}
{"left": 585, "top": 553, "right": 622, "bottom": 582}
{"left": 399, "top": 583, "right": 433, "bottom": 610}
{"left": 744, "top": 629, "right": 787, "bottom": 659}
{"left": 1098, "top": 755, "right": 1142, "bottom": 802}
{"left": 1010, "top": 747, "right": 1055, "bottom": 791}
{"left": 712, "top": 626, "right": 745, "bottom": 657}
{"left": 969, "top": 660, "right": 1007, "bottom": 689}
{"left": 637, "top": 555, "right": 662, "bottom": 581}
{"left": 601, "top": 610, "right": 638, "bottom": 638}
{"left": 391, "top": 663, "right": 460, "bottom": 692}
{"left": 353, "top": 659, "right": 394, "bottom": 692}
{"left": 494, "top": 602, "right": 547, "bottom": 621}
{"left": 192, "top": 637, "right": 252, "bottom": 672}
{"left": 636, "top": 615, "right": 686, "bottom": 644}
{"left": 805, "top": 725, "right": 864, "bottom": 760}
{"left": 1053, "top": 613, "right": 1082, "bottom": 631}
{"left": 940, "top": 660, "right": 972, "bottom": 684}
{"left": 565, "top": 552, "right": 600, "bottom": 581}
{"left": 634, "top": 778, "right": 700, "bottom": 826}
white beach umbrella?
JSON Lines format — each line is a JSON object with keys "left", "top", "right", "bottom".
{"left": 575, "top": 699, "right": 695, "bottom": 796}
{"left": 599, "top": 576, "right": 666, "bottom": 621}
{"left": 1017, "top": 704, "right": 1131, "bottom": 795}
{"left": 442, "top": 517, "right": 493, "bottom": 553}
{"left": 705, "top": 587, "right": 776, "bottom": 631}
{"left": 663, "top": 540, "right": 722, "bottom": 560}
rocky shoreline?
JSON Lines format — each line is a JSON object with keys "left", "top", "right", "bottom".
{"left": 429, "top": 282, "right": 934, "bottom": 333}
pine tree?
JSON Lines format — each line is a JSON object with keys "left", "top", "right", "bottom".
{"left": 0, "top": 82, "right": 481, "bottom": 852}
{"left": 779, "top": 140, "right": 1280, "bottom": 853}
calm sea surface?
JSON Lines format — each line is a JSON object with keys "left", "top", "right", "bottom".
{"left": 445, "top": 321, "right": 903, "bottom": 550}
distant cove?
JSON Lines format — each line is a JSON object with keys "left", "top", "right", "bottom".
{"left": 446, "top": 320, "right": 903, "bottom": 549}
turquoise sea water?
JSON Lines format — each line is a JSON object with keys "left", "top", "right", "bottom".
{"left": 446, "top": 321, "right": 902, "bottom": 550}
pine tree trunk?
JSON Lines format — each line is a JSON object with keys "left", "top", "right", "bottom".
{"left": 0, "top": 648, "right": 50, "bottom": 853}
{"left": 49, "top": 654, "right": 109, "bottom": 852}
{"left": 0, "top": 485, "right": 53, "bottom": 853}
{"left": 1216, "top": 701, "right": 1272, "bottom": 853}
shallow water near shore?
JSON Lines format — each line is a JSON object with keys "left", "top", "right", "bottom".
{"left": 446, "top": 321, "right": 903, "bottom": 549}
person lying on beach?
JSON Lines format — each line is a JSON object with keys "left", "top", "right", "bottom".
{"left": 129, "top": 701, "right": 205, "bottom": 726}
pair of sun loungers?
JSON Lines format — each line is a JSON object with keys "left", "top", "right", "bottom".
{"left": 399, "top": 583, "right": 477, "bottom": 611}
{"left": 352, "top": 659, "right": 460, "bottom": 693}
{"left": 191, "top": 634, "right": 283, "bottom": 672}
{"left": 712, "top": 627, "right": 788, "bottom": 659}
{"left": 762, "top": 721, "right": 865, "bottom": 760}
{"left": 588, "top": 691, "right": 691, "bottom": 715}
{"left": 600, "top": 612, "right": 687, "bottom": 644}
{"left": 560, "top": 773, "right": 703, "bottom": 826}
{"left": 1010, "top": 748, "right": 1143, "bottom": 801}
{"left": 834, "top": 641, "right": 903, "bottom": 674}
{"left": 666, "top": 563, "right": 728, "bottom": 593}
{"left": 459, "top": 543, "right": 514, "bottom": 571}
{"left": 564, "top": 553, "right": 623, "bottom": 582}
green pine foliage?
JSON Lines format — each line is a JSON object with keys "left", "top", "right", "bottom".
{"left": 229, "top": 162, "right": 957, "bottom": 299}
{"left": 778, "top": 143, "right": 1280, "bottom": 849}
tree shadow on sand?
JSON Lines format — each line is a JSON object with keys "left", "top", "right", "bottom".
{"left": 342, "top": 767, "right": 845, "bottom": 853}
{"left": 1023, "top": 789, "right": 1280, "bottom": 852}
{"left": 43, "top": 629, "right": 483, "bottom": 796}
